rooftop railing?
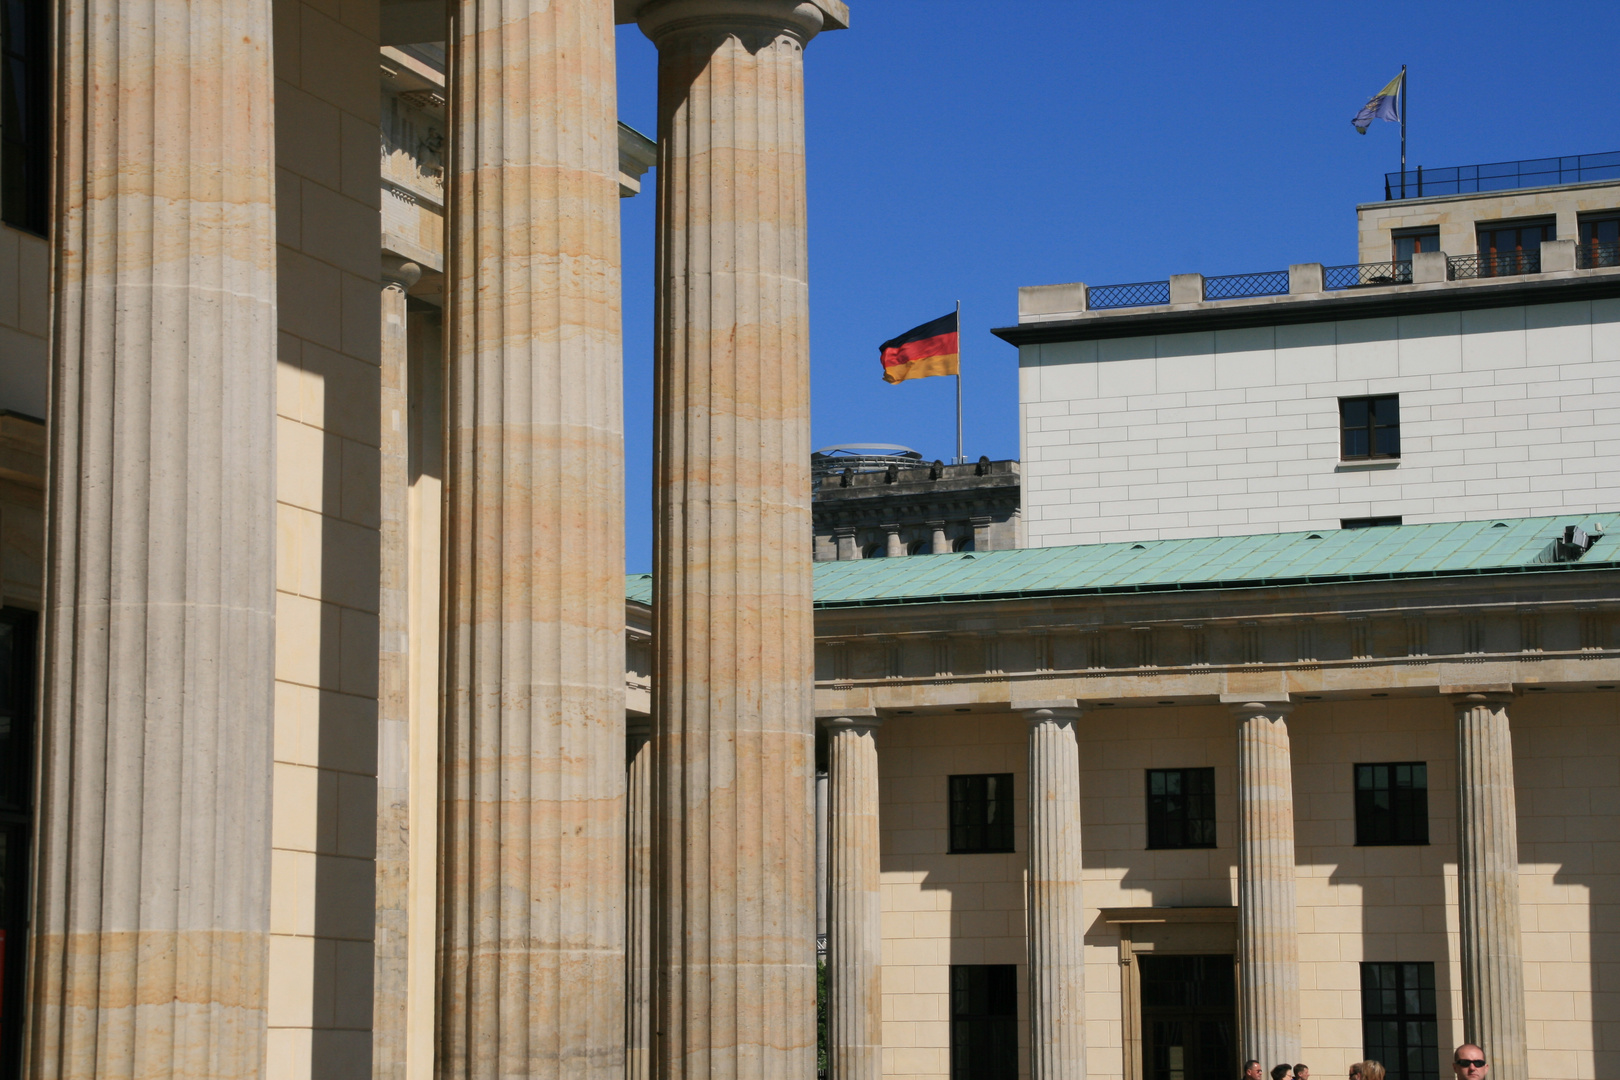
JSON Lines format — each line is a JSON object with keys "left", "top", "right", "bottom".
{"left": 1203, "top": 270, "right": 1289, "bottom": 300}
{"left": 1087, "top": 280, "right": 1170, "bottom": 310}
{"left": 1384, "top": 150, "right": 1620, "bottom": 200}
{"left": 1577, "top": 241, "right": 1620, "bottom": 270}
{"left": 1325, "top": 261, "right": 1412, "bottom": 290}
{"left": 1447, "top": 250, "right": 1541, "bottom": 280}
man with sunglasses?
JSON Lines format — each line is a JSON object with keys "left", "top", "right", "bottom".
{"left": 1452, "top": 1045, "right": 1488, "bottom": 1078}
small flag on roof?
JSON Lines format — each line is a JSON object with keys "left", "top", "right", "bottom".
{"left": 1352, "top": 70, "right": 1403, "bottom": 134}
{"left": 879, "top": 311, "right": 959, "bottom": 384}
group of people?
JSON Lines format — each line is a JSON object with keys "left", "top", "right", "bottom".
{"left": 1242, "top": 1045, "right": 1490, "bottom": 1080}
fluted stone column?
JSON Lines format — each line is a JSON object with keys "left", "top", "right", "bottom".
{"left": 439, "top": 1, "right": 627, "bottom": 1077}
{"left": 1023, "top": 705, "right": 1087, "bottom": 1080}
{"left": 823, "top": 714, "right": 883, "bottom": 1080}
{"left": 373, "top": 254, "right": 420, "bottom": 1080}
{"left": 31, "top": 0, "right": 278, "bottom": 1073}
{"left": 1230, "top": 698, "right": 1301, "bottom": 1068}
{"left": 1453, "top": 691, "right": 1528, "bottom": 1080}
{"left": 639, "top": 3, "right": 844, "bottom": 1077}
{"left": 627, "top": 719, "right": 654, "bottom": 1080}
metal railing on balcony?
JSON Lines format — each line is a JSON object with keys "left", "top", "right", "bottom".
{"left": 1447, "top": 250, "right": 1542, "bottom": 280}
{"left": 1385, "top": 150, "right": 1620, "bottom": 200}
{"left": 1324, "top": 261, "right": 1413, "bottom": 290}
{"left": 1202, "top": 270, "right": 1289, "bottom": 301}
{"left": 1087, "top": 280, "right": 1170, "bottom": 309}
{"left": 1577, "top": 241, "right": 1620, "bottom": 269}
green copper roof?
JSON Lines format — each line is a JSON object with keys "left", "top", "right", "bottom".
{"left": 625, "top": 513, "right": 1617, "bottom": 609}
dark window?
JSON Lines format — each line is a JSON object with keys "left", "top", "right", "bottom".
{"left": 0, "top": 0, "right": 49, "bottom": 234}
{"left": 1578, "top": 213, "right": 1620, "bottom": 267}
{"left": 1355, "top": 763, "right": 1429, "bottom": 846}
{"left": 1476, "top": 218, "right": 1554, "bottom": 276}
{"left": 1342, "top": 516, "right": 1402, "bottom": 529}
{"left": 950, "top": 964, "right": 1018, "bottom": 1080}
{"left": 1361, "top": 962, "right": 1439, "bottom": 1080}
{"left": 1140, "top": 955, "right": 1237, "bottom": 1080}
{"left": 953, "top": 536, "right": 974, "bottom": 553}
{"left": 0, "top": 608, "right": 37, "bottom": 1080}
{"left": 862, "top": 543, "right": 885, "bottom": 559}
{"left": 1146, "top": 768, "right": 1216, "bottom": 849}
{"left": 909, "top": 540, "right": 932, "bottom": 555}
{"left": 949, "top": 773, "right": 1014, "bottom": 854}
{"left": 1340, "top": 395, "right": 1400, "bottom": 460}
{"left": 1392, "top": 228, "right": 1440, "bottom": 262}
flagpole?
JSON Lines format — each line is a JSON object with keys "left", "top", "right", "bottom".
{"left": 955, "top": 299, "right": 963, "bottom": 464}
{"left": 1400, "top": 64, "right": 1407, "bottom": 197}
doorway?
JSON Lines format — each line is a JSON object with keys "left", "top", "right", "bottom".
{"left": 1139, "top": 954, "right": 1236, "bottom": 1080}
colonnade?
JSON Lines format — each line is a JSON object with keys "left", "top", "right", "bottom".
{"left": 809, "top": 694, "right": 1530, "bottom": 1080}
{"left": 37, "top": 1, "right": 839, "bottom": 1079}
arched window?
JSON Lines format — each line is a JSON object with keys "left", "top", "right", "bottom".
{"left": 953, "top": 536, "right": 974, "bottom": 553}
{"left": 863, "top": 543, "right": 885, "bottom": 559}
{"left": 909, "top": 540, "right": 932, "bottom": 556}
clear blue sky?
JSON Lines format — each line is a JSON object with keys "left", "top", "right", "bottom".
{"left": 613, "top": 1, "right": 1620, "bottom": 572}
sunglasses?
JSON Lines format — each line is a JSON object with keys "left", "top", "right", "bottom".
{"left": 1454, "top": 1061, "right": 1486, "bottom": 1069}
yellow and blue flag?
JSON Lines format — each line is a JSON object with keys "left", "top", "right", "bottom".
{"left": 1352, "top": 71, "right": 1403, "bottom": 134}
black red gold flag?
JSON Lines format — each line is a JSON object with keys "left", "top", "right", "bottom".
{"left": 879, "top": 311, "right": 959, "bottom": 384}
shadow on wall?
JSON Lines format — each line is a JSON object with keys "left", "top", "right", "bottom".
{"left": 1312, "top": 699, "right": 1456, "bottom": 1079}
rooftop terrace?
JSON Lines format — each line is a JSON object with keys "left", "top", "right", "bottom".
{"left": 626, "top": 514, "right": 1617, "bottom": 609}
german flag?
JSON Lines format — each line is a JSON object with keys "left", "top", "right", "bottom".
{"left": 879, "top": 311, "right": 959, "bottom": 384}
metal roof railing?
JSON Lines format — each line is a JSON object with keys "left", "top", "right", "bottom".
{"left": 1385, "top": 150, "right": 1620, "bottom": 200}
{"left": 1324, "top": 261, "right": 1412, "bottom": 290}
{"left": 1202, "top": 270, "right": 1289, "bottom": 301}
{"left": 1087, "top": 280, "right": 1171, "bottom": 310}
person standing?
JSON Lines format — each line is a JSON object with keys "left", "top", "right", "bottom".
{"left": 1294, "top": 1065, "right": 1310, "bottom": 1080}
{"left": 1453, "top": 1044, "right": 1489, "bottom": 1080}
{"left": 1360, "top": 1062, "right": 1386, "bottom": 1080}
{"left": 1244, "top": 1060, "right": 1264, "bottom": 1080}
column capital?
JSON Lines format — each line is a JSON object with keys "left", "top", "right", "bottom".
{"left": 1016, "top": 699, "right": 1087, "bottom": 726}
{"left": 1222, "top": 695, "right": 1293, "bottom": 720}
{"left": 636, "top": 0, "right": 843, "bottom": 47}
{"left": 1446, "top": 687, "right": 1515, "bottom": 708}
{"left": 818, "top": 708, "right": 882, "bottom": 734}
{"left": 382, "top": 253, "right": 422, "bottom": 292}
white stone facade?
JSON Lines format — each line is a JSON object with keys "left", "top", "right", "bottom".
{"left": 1018, "top": 301, "right": 1620, "bottom": 547}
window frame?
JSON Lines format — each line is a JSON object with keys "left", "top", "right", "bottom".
{"left": 1354, "top": 761, "right": 1430, "bottom": 846}
{"left": 1144, "top": 766, "right": 1217, "bottom": 850}
{"left": 1360, "top": 961, "right": 1440, "bottom": 1080}
{"left": 950, "top": 964, "right": 1019, "bottom": 1080}
{"left": 948, "top": 773, "right": 1015, "bottom": 854}
{"left": 1339, "top": 394, "right": 1401, "bottom": 462}
{"left": 1391, "top": 227, "right": 1440, "bottom": 263}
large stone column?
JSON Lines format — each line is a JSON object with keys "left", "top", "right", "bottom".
{"left": 1452, "top": 691, "right": 1528, "bottom": 1080}
{"left": 30, "top": 0, "right": 278, "bottom": 1072}
{"left": 1229, "top": 698, "right": 1301, "bottom": 1068}
{"left": 638, "top": 3, "right": 844, "bottom": 1078}
{"left": 822, "top": 713, "right": 883, "bottom": 1080}
{"left": 1022, "top": 704, "right": 1087, "bottom": 1080}
{"left": 627, "top": 719, "right": 654, "bottom": 1080}
{"left": 438, "top": 0, "right": 627, "bottom": 1077}
{"left": 373, "top": 254, "right": 420, "bottom": 1080}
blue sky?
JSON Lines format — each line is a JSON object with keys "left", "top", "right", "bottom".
{"left": 612, "top": 1, "right": 1620, "bottom": 572}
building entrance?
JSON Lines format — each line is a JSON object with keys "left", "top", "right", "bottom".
{"left": 1139, "top": 954, "right": 1236, "bottom": 1080}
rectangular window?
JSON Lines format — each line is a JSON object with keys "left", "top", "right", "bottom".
{"left": 1361, "top": 962, "right": 1439, "bottom": 1080}
{"left": 951, "top": 964, "right": 1018, "bottom": 1080}
{"left": 1146, "top": 767, "right": 1216, "bottom": 849}
{"left": 1355, "top": 762, "right": 1429, "bottom": 846}
{"left": 1340, "top": 395, "right": 1400, "bottom": 461}
{"left": 1392, "top": 227, "right": 1440, "bottom": 263}
{"left": 1475, "top": 217, "right": 1554, "bottom": 277}
{"left": 1342, "top": 516, "right": 1402, "bottom": 529}
{"left": 0, "top": 607, "right": 38, "bottom": 1080}
{"left": 0, "top": 0, "right": 49, "bottom": 235}
{"left": 1578, "top": 213, "right": 1620, "bottom": 268}
{"left": 949, "top": 773, "right": 1015, "bottom": 853}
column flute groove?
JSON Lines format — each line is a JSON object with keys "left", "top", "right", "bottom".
{"left": 1452, "top": 691, "right": 1528, "bottom": 1080}
{"left": 637, "top": 3, "right": 843, "bottom": 1078}
{"left": 439, "top": 1, "right": 627, "bottom": 1077}
{"left": 31, "top": 0, "right": 279, "bottom": 1073}
{"left": 1023, "top": 705, "right": 1087, "bottom": 1080}
{"left": 627, "top": 719, "right": 654, "bottom": 1080}
{"left": 1231, "top": 699, "right": 1301, "bottom": 1069}
{"left": 823, "top": 714, "right": 883, "bottom": 1080}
